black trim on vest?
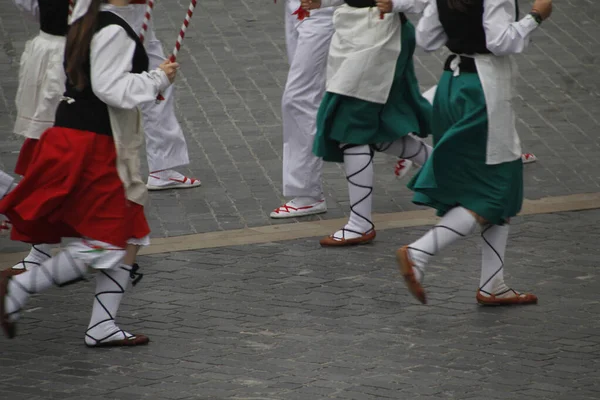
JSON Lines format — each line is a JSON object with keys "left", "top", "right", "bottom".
{"left": 437, "top": 0, "right": 520, "bottom": 56}
{"left": 55, "top": 11, "right": 149, "bottom": 136}
{"left": 443, "top": 54, "right": 477, "bottom": 73}
{"left": 342, "top": 1, "right": 408, "bottom": 24}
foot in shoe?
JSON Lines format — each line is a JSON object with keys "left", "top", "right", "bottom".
{"left": 270, "top": 197, "right": 327, "bottom": 218}
{"left": 521, "top": 153, "right": 537, "bottom": 164}
{"left": 394, "top": 159, "right": 414, "bottom": 179}
{"left": 85, "top": 321, "right": 149, "bottom": 347}
{"left": 319, "top": 227, "right": 376, "bottom": 246}
{"left": 477, "top": 285, "right": 537, "bottom": 305}
{"left": 147, "top": 169, "right": 201, "bottom": 190}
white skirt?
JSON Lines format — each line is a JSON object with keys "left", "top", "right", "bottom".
{"left": 14, "top": 31, "right": 66, "bottom": 139}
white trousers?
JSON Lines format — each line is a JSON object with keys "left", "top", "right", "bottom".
{"left": 129, "top": 5, "right": 190, "bottom": 173}
{"left": 281, "top": 1, "right": 334, "bottom": 198}
{"left": 141, "top": 39, "right": 190, "bottom": 172}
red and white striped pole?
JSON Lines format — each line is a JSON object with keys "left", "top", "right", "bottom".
{"left": 168, "top": 0, "right": 197, "bottom": 63}
{"left": 139, "top": 0, "right": 155, "bottom": 44}
{"left": 156, "top": 0, "right": 198, "bottom": 102}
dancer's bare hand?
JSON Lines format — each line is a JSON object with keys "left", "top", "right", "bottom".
{"left": 159, "top": 60, "right": 179, "bottom": 83}
{"left": 301, "top": 0, "right": 321, "bottom": 10}
{"left": 376, "top": 0, "right": 393, "bottom": 13}
{"left": 532, "top": 0, "right": 552, "bottom": 20}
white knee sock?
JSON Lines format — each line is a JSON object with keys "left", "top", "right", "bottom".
{"left": 85, "top": 264, "right": 140, "bottom": 346}
{"left": 375, "top": 135, "right": 432, "bottom": 166}
{"left": 408, "top": 207, "right": 477, "bottom": 281}
{"left": 5, "top": 251, "right": 88, "bottom": 319}
{"left": 479, "top": 224, "right": 511, "bottom": 296}
{"left": 334, "top": 144, "right": 374, "bottom": 239}
{"left": 12, "top": 244, "right": 52, "bottom": 270}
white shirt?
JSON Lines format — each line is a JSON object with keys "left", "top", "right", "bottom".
{"left": 88, "top": 6, "right": 172, "bottom": 204}
{"left": 12, "top": 0, "right": 38, "bottom": 19}
{"left": 320, "top": 0, "right": 428, "bottom": 13}
{"left": 91, "top": 8, "right": 170, "bottom": 109}
{"left": 416, "top": 0, "right": 540, "bottom": 56}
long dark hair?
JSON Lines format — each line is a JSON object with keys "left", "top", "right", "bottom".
{"left": 447, "top": 0, "right": 476, "bottom": 12}
{"left": 65, "top": 0, "right": 105, "bottom": 90}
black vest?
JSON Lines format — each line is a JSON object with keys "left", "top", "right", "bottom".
{"left": 54, "top": 11, "right": 149, "bottom": 136}
{"left": 436, "top": 0, "right": 519, "bottom": 55}
{"left": 343, "top": 0, "right": 408, "bottom": 23}
{"left": 39, "top": 0, "right": 69, "bottom": 36}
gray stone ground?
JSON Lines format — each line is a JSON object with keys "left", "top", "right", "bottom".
{"left": 0, "top": 0, "right": 600, "bottom": 398}
{"left": 1, "top": 0, "right": 600, "bottom": 252}
{"left": 1, "top": 210, "right": 600, "bottom": 399}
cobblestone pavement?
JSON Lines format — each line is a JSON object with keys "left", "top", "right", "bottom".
{"left": 1, "top": 1, "right": 600, "bottom": 398}
{"left": 1, "top": 209, "right": 600, "bottom": 399}
{"left": 1, "top": 0, "right": 600, "bottom": 253}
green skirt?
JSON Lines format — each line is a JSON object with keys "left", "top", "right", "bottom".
{"left": 312, "top": 20, "right": 432, "bottom": 163}
{"left": 407, "top": 70, "right": 523, "bottom": 224}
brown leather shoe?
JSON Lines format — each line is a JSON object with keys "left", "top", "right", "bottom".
{"left": 396, "top": 246, "right": 426, "bottom": 304}
{"left": 86, "top": 333, "right": 150, "bottom": 348}
{"left": 476, "top": 289, "right": 538, "bottom": 306}
{"left": 319, "top": 229, "right": 376, "bottom": 247}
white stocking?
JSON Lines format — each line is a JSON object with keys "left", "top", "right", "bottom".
{"left": 408, "top": 207, "right": 477, "bottom": 282}
{"left": 5, "top": 250, "right": 88, "bottom": 321}
{"left": 12, "top": 244, "right": 52, "bottom": 270}
{"left": 374, "top": 134, "right": 432, "bottom": 167}
{"left": 333, "top": 144, "right": 374, "bottom": 240}
{"left": 4, "top": 239, "right": 126, "bottom": 321}
{"left": 479, "top": 224, "right": 511, "bottom": 297}
{"left": 85, "top": 263, "right": 143, "bottom": 346}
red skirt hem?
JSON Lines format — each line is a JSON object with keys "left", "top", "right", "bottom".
{"left": 0, "top": 128, "right": 149, "bottom": 248}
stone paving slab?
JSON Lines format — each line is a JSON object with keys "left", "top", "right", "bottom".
{"left": 1, "top": 209, "right": 600, "bottom": 399}
{"left": 1, "top": 0, "right": 600, "bottom": 251}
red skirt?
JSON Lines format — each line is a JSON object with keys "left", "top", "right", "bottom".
{"left": 0, "top": 127, "right": 150, "bottom": 248}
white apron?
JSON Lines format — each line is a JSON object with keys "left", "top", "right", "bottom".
{"left": 108, "top": 107, "right": 148, "bottom": 207}
{"left": 326, "top": 6, "right": 402, "bottom": 104}
{"left": 14, "top": 32, "right": 67, "bottom": 139}
{"left": 449, "top": 54, "right": 522, "bottom": 165}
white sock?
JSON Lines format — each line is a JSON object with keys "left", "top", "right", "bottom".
{"left": 85, "top": 264, "right": 137, "bottom": 346}
{"left": 408, "top": 207, "right": 477, "bottom": 281}
{"left": 288, "top": 196, "right": 324, "bottom": 207}
{"left": 5, "top": 251, "right": 88, "bottom": 320}
{"left": 375, "top": 134, "right": 432, "bottom": 166}
{"left": 333, "top": 144, "right": 374, "bottom": 240}
{"left": 479, "top": 224, "right": 511, "bottom": 296}
{"left": 12, "top": 244, "right": 52, "bottom": 270}
{"left": 150, "top": 169, "right": 181, "bottom": 179}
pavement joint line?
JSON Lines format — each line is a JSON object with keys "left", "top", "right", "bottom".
{"left": 1, "top": 191, "right": 599, "bottom": 268}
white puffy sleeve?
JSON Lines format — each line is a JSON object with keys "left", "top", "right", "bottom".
{"left": 392, "top": 0, "right": 429, "bottom": 14}
{"left": 13, "top": 0, "right": 39, "bottom": 19}
{"left": 416, "top": 0, "right": 447, "bottom": 51}
{"left": 483, "top": 0, "right": 539, "bottom": 56}
{"left": 90, "top": 24, "right": 171, "bottom": 110}
{"left": 319, "top": 0, "right": 345, "bottom": 7}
